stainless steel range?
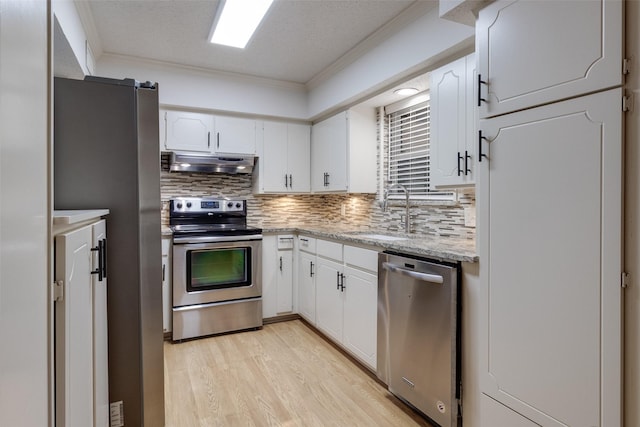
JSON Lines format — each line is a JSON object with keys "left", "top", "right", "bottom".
{"left": 170, "top": 197, "right": 262, "bottom": 341}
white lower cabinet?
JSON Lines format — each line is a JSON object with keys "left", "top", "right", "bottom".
{"left": 342, "top": 264, "right": 377, "bottom": 369}
{"left": 315, "top": 256, "right": 345, "bottom": 343}
{"left": 54, "top": 213, "right": 109, "bottom": 427}
{"left": 312, "top": 239, "right": 378, "bottom": 370}
{"left": 263, "top": 234, "right": 295, "bottom": 318}
{"left": 161, "top": 236, "right": 172, "bottom": 333}
{"left": 297, "top": 235, "right": 317, "bottom": 324}
{"left": 478, "top": 89, "right": 622, "bottom": 426}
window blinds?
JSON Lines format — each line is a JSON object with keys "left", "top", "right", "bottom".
{"left": 387, "top": 102, "right": 431, "bottom": 196}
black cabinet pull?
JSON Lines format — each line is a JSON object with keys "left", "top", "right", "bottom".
{"left": 457, "top": 152, "right": 463, "bottom": 176}
{"left": 478, "top": 130, "right": 489, "bottom": 162}
{"left": 284, "top": 174, "right": 288, "bottom": 188}
{"left": 477, "top": 74, "right": 487, "bottom": 107}
{"left": 339, "top": 274, "right": 346, "bottom": 292}
{"left": 465, "top": 150, "right": 472, "bottom": 175}
{"left": 207, "top": 131, "right": 211, "bottom": 148}
{"left": 310, "top": 261, "right": 314, "bottom": 277}
{"left": 162, "top": 264, "right": 166, "bottom": 282}
{"left": 102, "top": 239, "right": 107, "bottom": 279}
{"left": 336, "top": 271, "right": 340, "bottom": 290}
{"left": 90, "top": 239, "right": 106, "bottom": 281}
{"left": 217, "top": 132, "right": 220, "bottom": 149}
{"left": 289, "top": 174, "right": 292, "bottom": 188}
{"left": 279, "top": 256, "right": 283, "bottom": 271}
{"left": 326, "top": 172, "right": 330, "bottom": 187}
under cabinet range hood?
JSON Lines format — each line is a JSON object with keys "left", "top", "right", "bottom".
{"left": 169, "top": 152, "right": 255, "bottom": 174}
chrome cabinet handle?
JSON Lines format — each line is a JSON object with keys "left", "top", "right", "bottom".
{"left": 382, "top": 262, "right": 443, "bottom": 284}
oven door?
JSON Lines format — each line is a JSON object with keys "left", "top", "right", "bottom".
{"left": 173, "top": 238, "right": 262, "bottom": 307}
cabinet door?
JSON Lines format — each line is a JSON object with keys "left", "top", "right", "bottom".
{"left": 161, "top": 237, "right": 172, "bottom": 333}
{"left": 92, "top": 220, "right": 109, "bottom": 427}
{"left": 298, "top": 251, "right": 316, "bottom": 324}
{"left": 287, "top": 123, "right": 311, "bottom": 192}
{"left": 165, "top": 110, "right": 214, "bottom": 152}
{"left": 343, "top": 266, "right": 377, "bottom": 370}
{"left": 430, "top": 56, "right": 468, "bottom": 188}
{"left": 214, "top": 116, "right": 256, "bottom": 154}
{"left": 311, "top": 112, "right": 347, "bottom": 192}
{"left": 261, "top": 121, "right": 289, "bottom": 192}
{"left": 315, "top": 258, "right": 344, "bottom": 342}
{"left": 276, "top": 249, "right": 294, "bottom": 313}
{"left": 55, "top": 224, "right": 94, "bottom": 427}
{"left": 477, "top": 0, "right": 622, "bottom": 118}
{"left": 478, "top": 89, "right": 622, "bottom": 426}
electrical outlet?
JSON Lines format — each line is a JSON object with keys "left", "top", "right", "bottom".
{"left": 464, "top": 206, "right": 476, "bottom": 228}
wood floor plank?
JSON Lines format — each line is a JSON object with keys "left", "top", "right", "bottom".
{"left": 164, "top": 320, "right": 434, "bottom": 427}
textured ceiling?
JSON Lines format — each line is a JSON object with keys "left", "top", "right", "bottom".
{"left": 84, "top": 0, "right": 427, "bottom": 84}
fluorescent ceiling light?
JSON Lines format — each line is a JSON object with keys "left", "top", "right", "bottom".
{"left": 209, "top": 0, "right": 274, "bottom": 49}
{"left": 393, "top": 88, "right": 419, "bottom": 96}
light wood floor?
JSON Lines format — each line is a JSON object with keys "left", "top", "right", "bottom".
{"left": 164, "top": 320, "right": 434, "bottom": 427}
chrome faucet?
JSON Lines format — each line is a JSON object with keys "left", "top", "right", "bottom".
{"left": 383, "top": 182, "right": 410, "bottom": 233}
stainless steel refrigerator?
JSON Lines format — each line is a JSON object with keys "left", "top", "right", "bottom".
{"left": 54, "top": 76, "right": 164, "bottom": 427}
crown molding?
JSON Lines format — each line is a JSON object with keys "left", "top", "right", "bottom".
{"left": 99, "top": 53, "right": 308, "bottom": 92}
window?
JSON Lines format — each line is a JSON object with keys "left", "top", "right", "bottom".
{"left": 386, "top": 95, "right": 454, "bottom": 200}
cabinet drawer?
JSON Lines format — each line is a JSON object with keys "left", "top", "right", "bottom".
{"left": 298, "top": 235, "right": 316, "bottom": 253}
{"left": 277, "top": 234, "right": 295, "bottom": 250}
{"left": 344, "top": 245, "right": 378, "bottom": 273}
{"left": 316, "top": 239, "right": 343, "bottom": 262}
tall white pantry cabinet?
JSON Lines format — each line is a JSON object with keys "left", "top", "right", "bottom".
{"left": 476, "top": 1, "right": 624, "bottom": 426}
{"left": 54, "top": 211, "right": 110, "bottom": 427}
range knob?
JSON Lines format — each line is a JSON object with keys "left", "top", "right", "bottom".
{"left": 227, "top": 202, "right": 234, "bottom": 208}
{"left": 186, "top": 202, "right": 192, "bottom": 208}
{"left": 236, "top": 202, "right": 242, "bottom": 208}
{"left": 176, "top": 202, "right": 182, "bottom": 209}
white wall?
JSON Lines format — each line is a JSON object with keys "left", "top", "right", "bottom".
{"left": 97, "top": 55, "right": 309, "bottom": 120}
{"left": 52, "top": 0, "right": 93, "bottom": 76}
{"left": 625, "top": 1, "right": 640, "bottom": 426}
{"left": 0, "top": 1, "right": 50, "bottom": 426}
{"left": 306, "top": 6, "right": 474, "bottom": 120}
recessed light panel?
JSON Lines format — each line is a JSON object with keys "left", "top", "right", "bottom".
{"left": 210, "top": 0, "right": 274, "bottom": 49}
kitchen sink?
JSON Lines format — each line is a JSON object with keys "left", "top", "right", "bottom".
{"left": 352, "top": 233, "right": 407, "bottom": 241}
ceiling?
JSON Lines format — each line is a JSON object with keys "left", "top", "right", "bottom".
{"left": 78, "top": 0, "right": 436, "bottom": 88}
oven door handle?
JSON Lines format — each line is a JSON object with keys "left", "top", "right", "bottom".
{"left": 173, "top": 234, "right": 263, "bottom": 244}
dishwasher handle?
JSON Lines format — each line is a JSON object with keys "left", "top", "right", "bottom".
{"left": 382, "top": 262, "right": 444, "bottom": 284}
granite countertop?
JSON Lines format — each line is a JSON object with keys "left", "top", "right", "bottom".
{"left": 260, "top": 223, "right": 477, "bottom": 263}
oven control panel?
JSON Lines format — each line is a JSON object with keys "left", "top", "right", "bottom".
{"left": 170, "top": 197, "right": 245, "bottom": 213}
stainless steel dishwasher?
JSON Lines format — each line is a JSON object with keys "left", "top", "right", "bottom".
{"left": 377, "top": 251, "right": 461, "bottom": 427}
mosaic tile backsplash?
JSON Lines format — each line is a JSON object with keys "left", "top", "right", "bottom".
{"left": 160, "top": 154, "right": 476, "bottom": 240}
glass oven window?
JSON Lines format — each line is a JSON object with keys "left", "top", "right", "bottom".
{"left": 187, "top": 247, "right": 251, "bottom": 291}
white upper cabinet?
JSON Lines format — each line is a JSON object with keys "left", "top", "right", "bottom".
{"left": 214, "top": 115, "right": 256, "bottom": 155}
{"left": 430, "top": 53, "right": 476, "bottom": 188}
{"left": 161, "top": 110, "right": 256, "bottom": 154}
{"left": 477, "top": 0, "right": 623, "bottom": 118}
{"left": 255, "top": 121, "right": 311, "bottom": 193}
{"left": 163, "top": 110, "right": 214, "bottom": 152}
{"left": 311, "top": 108, "right": 377, "bottom": 193}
